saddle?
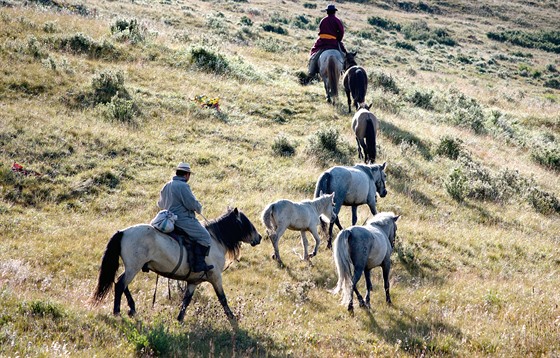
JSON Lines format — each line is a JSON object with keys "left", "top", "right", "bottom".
{"left": 142, "top": 231, "right": 195, "bottom": 273}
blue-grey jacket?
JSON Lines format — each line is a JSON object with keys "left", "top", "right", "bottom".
{"left": 157, "top": 176, "right": 211, "bottom": 246}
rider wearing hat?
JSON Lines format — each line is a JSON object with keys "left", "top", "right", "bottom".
{"left": 157, "top": 162, "right": 214, "bottom": 273}
{"left": 304, "top": 4, "right": 348, "bottom": 84}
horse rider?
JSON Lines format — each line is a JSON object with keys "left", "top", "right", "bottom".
{"left": 303, "top": 4, "right": 348, "bottom": 84}
{"left": 157, "top": 162, "right": 214, "bottom": 273}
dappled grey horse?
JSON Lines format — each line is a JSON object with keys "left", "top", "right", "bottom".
{"left": 91, "top": 208, "right": 262, "bottom": 323}
{"left": 342, "top": 51, "right": 368, "bottom": 113}
{"left": 331, "top": 212, "right": 399, "bottom": 313}
{"left": 261, "top": 193, "right": 336, "bottom": 266}
{"left": 314, "top": 163, "right": 388, "bottom": 248}
{"left": 318, "top": 49, "right": 345, "bottom": 105}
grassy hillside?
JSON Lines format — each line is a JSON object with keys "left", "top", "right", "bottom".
{"left": 1, "top": 0, "right": 558, "bottom": 356}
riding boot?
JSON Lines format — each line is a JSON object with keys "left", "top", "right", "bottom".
{"left": 192, "top": 243, "right": 214, "bottom": 272}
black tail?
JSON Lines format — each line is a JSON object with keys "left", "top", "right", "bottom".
{"left": 352, "top": 69, "right": 368, "bottom": 110}
{"left": 314, "top": 172, "right": 332, "bottom": 198}
{"left": 327, "top": 56, "right": 339, "bottom": 98}
{"left": 365, "top": 118, "right": 377, "bottom": 163}
{"left": 91, "top": 231, "right": 122, "bottom": 305}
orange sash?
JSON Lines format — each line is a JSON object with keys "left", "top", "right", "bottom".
{"left": 319, "top": 33, "right": 337, "bottom": 40}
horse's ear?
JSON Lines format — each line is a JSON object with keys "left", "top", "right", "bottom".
{"left": 320, "top": 190, "right": 324, "bottom": 196}
{"left": 381, "top": 162, "right": 387, "bottom": 170}
{"left": 368, "top": 103, "right": 373, "bottom": 110}
{"left": 394, "top": 215, "right": 400, "bottom": 222}
{"left": 353, "top": 51, "right": 357, "bottom": 57}
{"left": 233, "top": 207, "right": 239, "bottom": 215}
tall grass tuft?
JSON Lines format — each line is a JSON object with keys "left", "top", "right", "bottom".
{"left": 305, "top": 127, "right": 352, "bottom": 166}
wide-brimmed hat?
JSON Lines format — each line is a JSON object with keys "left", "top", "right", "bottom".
{"left": 325, "top": 4, "right": 338, "bottom": 12}
{"left": 176, "top": 162, "right": 192, "bottom": 173}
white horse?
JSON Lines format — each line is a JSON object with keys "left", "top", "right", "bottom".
{"left": 261, "top": 193, "right": 336, "bottom": 266}
{"left": 91, "top": 208, "right": 262, "bottom": 322}
{"left": 332, "top": 212, "right": 399, "bottom": 313}
{"left": 318, "top": 49, "right": 345, "bottom": 105}
{"left": 314, "top": 163, "right": 388, "bottom": 248}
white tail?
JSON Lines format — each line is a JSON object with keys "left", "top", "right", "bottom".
{"left": 261, "top": 203, "right": 277, "bottom": 240}
{"left": 331, "top": 230, "right": 354, "bottom": 305}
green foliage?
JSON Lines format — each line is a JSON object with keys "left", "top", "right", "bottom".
{"left": 487, "top": 30, "right": 560, "bottom": 53}
{"left": 526, "top": 186, "right": 560, "bottom": 215}
{"left": 239, "top": 15, "right": 253, "bottom": 26}
{"left": 445, "top": 167, "right": 468, "bottom": 202}
{"left": 402, "top": 20, "right": 457, "bottom": 46}
{"left": 110, "top": 18, "right": 146, "bottom": 44}
{"left": 303, "top": 3, "right": 316, "bottom": 9}
{"left": 435, "top": 136, "right": 463, "bottom": 160}
{"left": 440, "top": 90, "right": 486, "bottom": 133}
{"left": 367, "top": 16, "right": 401, "bottom": 31}
{"left": 371, "top": 71, "right": 400, "bottom": 94}
{"left": 395, "top": 40, "right": 416, "bottom": 51}
{"left": 20, "top": 300, "right": 65, "bottom": 319}
{"left": 272, "top": 135, "right": 296, "bottom": 157}
{"left": 100, "top": 94, "right": 137, "bottom": 123}
{"left": 91, "top": 70, "right": 129, "bottom": 105}
{"left": 531, "top": 142, "right": 560, "bottom": 171}
{"left": 305, "top": 127, "right": 352, "bottom": 166}
{"left": 56, "top": 33, "right": 120, "bottom": 59}
{"left": 190, "top": 46, "right": 230, "bottom": 74}
{"left": 261, "top": 23, "right": 288, "bottom": 35}
{"left": 407, "top": 89, "right": 433, "bottom": 110}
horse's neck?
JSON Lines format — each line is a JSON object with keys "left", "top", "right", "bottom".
{"left": 312, "top": 197, "right": 329, "bottom": 214}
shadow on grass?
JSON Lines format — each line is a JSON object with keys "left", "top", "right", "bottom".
{"left": 363, "top": 305, "right": 464, "bottom": 355}
{"left": 115, "top": 317, "right": 282, "bottom": 357}
{"left": 380, "top": 121, "right": 433, "bottom": 160}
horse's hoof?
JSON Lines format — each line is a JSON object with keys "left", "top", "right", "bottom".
{"left": 127, "top": 309, "right": 136, "bottom": 317}
{"left": 113, "top": 311, "right": 120, "bottom": 317}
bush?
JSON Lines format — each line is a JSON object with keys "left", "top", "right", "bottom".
{"left": 487, "top": 30, "right": 560, "bottom": 54}
{"left": 305, "top": 127, "right": 352, "bottom": 166}
{"left": 240, "top": 16, "right": 253, "bottom": 26}
{"left": 435, "top": 136, "right": 463, "bottom": 160}
{"left": 261, "top": 23, "right": 288, "bottom": 35}
{"left": 371, "top": 71, "right": 400, "bottom": 94}
{"left": 531, "top": 142, "right": 560, "bottom": 171}
{"left": 102, "top": 94, "right": 137, "bottom": 123}
{"left": 395, "top": 41, "right": 416, "bottom": 51}
{"left": 367, "top": 16, "right": 401, "bottom": 31}
{"left": 526, "top": 187, "right": 560, "bottom": 215}
{"left": 402, "top": 20, "right": 457, "bottom": 46}
{"left": 57, "top": 33, "right": 120, "bottom": 59}
{"left": 91, "top": 70, "right": 129, "bottom": 104}
{"left": 303, "top": 3, "right": 316, "bottom": 9}
{"left": 190, "top": 47, "right": 230, "bottom": 74}
{"left": 445, "top": 167, "right": 468, "bottom": 202}
{"left": 272, "top": 135, "right": 296, "bottom": 157}
{"left": 110, "top": 18, "right": 146, "bottom": 44}
{"left": 408, "top": 90, "right": 434, "bottom": 110}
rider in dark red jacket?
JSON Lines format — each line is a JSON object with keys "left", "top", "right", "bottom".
{"left": 305, "top": 4, "right": 347, "bottom": 82}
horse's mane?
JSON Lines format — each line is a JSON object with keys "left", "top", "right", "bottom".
{"left": 366, "top": 212, "right": 397, "bottom": 227}
{"left": 205, "top": 209, "right": 256, "bottom": 260}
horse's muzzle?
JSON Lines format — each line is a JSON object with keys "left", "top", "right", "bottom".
{"left": 251, "top": 234, "right": 262, "bottom": 246}
{"left": 379, "top": 189, "right": 387, "bottom": 198}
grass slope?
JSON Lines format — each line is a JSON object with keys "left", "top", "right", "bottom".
{"left": 1, "top": 0, "right": 559, "bottom": 356}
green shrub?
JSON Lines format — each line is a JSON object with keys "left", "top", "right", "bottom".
{"left": 408, "top": 90, "right": 434, "bottom": 110}
{"left": 395, "top": 41, "right": 416, "bottom": 51}
{"left": 91, "top": 70, "right": 128, "bottom": 104}
{"left": 435, "top": 136, "right": 463, "bottom": 159}
{"left": 102, "top": 94, "right": 137, "bottom": 123}
{"left": 531, "top": 142, "right": 560, "bottom": 171}
{"left": 367, "top": 16, "right": 401, "bottom": 31}
{"left": 487, "top": 30, "right": 560, "bottom": 54}
{"left": 371, "top": 71, "right": 400, "bottom": 94}
{"left": 190, "top": 47, "right": 230, "bottom": 74}
{"left": 305, "top": 127, "right": 352, "bottom": 166}
{"left": 402, "top": 20, "right": 457, "bottom": 46}
{"left": 240, "top": 16, "right": 253, "bottom": 26}
{"left": 445, "top": 167, "right": 468, "bottom": 202}
{"left": 272, "top": 135, "right": 296, "bottom": 157}
{"left": 526, "top": 187, "right": 560, "bottom": 215}
{"left": 303, "top": 3, "right": 316, "bottom": 9}
{"left": 110, "top": 18, "right": 146, "bottom": 44}
{"left": 261, "top": 23, "right": 288, "bottom": 35}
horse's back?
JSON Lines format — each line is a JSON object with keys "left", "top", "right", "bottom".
{"left": 348, "top": 225, "right": 388, "bottom": 267}
{"left": 353, "top": 109, "right": 379, "bottom": 133}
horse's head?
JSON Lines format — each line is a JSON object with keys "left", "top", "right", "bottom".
{"left": 233, "top": 208, "right": 262, "bottom": 246}
{"left": 319, "top": 191, "right": 337, "bottom": 222}
{"left": 344, "top": 51, "right": 358, "bottom": 70}
{"left": 374, "top": 162, "right": 388, "bottom": 197}
{"left": 388, "top": 215, "right": 399, "bottom": 249}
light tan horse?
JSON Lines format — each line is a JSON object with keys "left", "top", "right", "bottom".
{"left": 352, "top": 105, "right": 379, "bottom": 164}
{"left": 318, "top": 49, "right": 345, "bottom": 105}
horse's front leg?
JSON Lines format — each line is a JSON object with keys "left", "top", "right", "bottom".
{"left": 300, "top": 230, "right": 310, "bottom": 260}
{"left": 211, "top": 276, "right": 236, "bottom": 323}
{"left": 323, "top": 79, "right": 331, "bottom": 103}
{"left": 367, "top": 197, "right": 378, "bottom": 216}
{"left": 351, "top": 266, "right": 367, "bottom": 309}
{"left": 177, "top": 283, "right": 198, "bottom": 322}
{"left": 271, "top": 226, "right": 287, "bottom": 266}
{"left": 307, "top": 227, "right": 322, "bottom": 259}
{"left": 382, "top": 260, "right": 392, "bottom": 304}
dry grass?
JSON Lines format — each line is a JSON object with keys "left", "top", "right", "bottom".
{"left": 1, "top": 0, "right": 559, "bottom": 356}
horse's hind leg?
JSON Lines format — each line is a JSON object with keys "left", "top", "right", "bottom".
{"left": 114, "top": 272, "right": 138, "bottom": 316}
{"left": 308, "top": 227, "right": 322, "bottom": 259}
{"left": 364, "top": 269, "right": 373, "bottom": 309}
{"left": 271, "top": 226, "right": 286, "bottom": 266}
{"left": 382, "top": 260, "right": 392, "bottom": 304}
{"left": 352, "top": 266, "right": 367, "bottom": 309}
{"left": 177, "top": 283, "right": 197, "bottom": 322}
{"left": 355, "top": 138, "right": 364, "bottom": 160}
{"left": 351, "top": 206, "right": 359, "bottom": 226}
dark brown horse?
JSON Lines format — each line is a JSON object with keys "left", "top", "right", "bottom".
{"left": 342, "top": 52, "right": 368, "bottom": 113}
